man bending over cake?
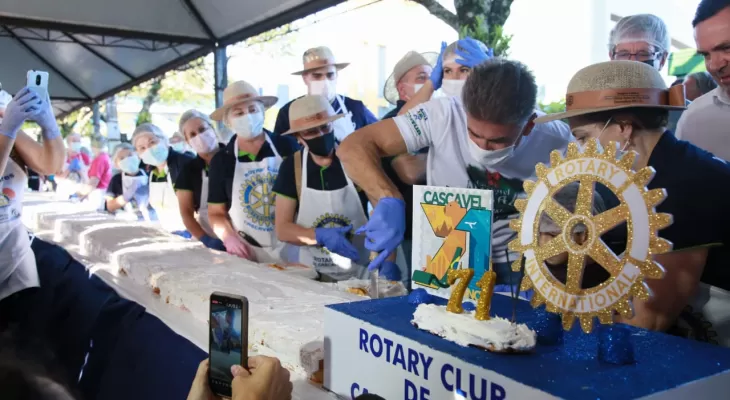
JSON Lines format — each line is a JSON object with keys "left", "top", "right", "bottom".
{"left": 337, "top": 56, "right": 572, "bottom": 293}
{"left": 272, "top": 95, "right": 402, "bottom": 282}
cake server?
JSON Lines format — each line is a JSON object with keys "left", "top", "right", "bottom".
{"left": 370, "top": 251, "right": 380, "bottom": 299}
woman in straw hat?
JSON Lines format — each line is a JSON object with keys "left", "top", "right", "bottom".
{"left": 272, "top": 46, "right": 378, "bottom": 142}
{"left": 173, "top": 109, "right": 226, "bottom": 251}
{"left": 131, "top": 122, "right": 195, "bottom": 232}
{"left": 536, "top": 60, "right": 730, "bottom": 339}
{"left": 272, "top": 95, "right": 402, "bottom": 282}
{"left": 208, "top": 81, "right": 299, "bottom": 263}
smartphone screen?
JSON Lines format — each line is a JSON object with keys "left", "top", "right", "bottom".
{"left": 209, "top": 292, "right": 248, "bottom": 397}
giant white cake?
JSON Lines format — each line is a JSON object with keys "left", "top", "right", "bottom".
{"left": 22, "top": 193, "right": 361, "bottom": 377}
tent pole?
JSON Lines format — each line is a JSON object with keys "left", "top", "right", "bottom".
{"left": 214, "top": 45, "right": 228, "bottom": 134}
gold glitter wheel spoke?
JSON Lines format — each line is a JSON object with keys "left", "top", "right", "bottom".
{"left": 251, "top": 191, "right": 262, "bottom": 201}
{"left": 544, "top": 198, "right": 572, "bottom": 226}
{"left": 587, "top": 240, "right": 622, "bottom": 276}
{"left": 593, "top": 204, "right": 629, "bottom": 235}
{"left": 565, "top": 252, "right": 586, "bottom": 293}
{"left": 534, "top": 235, "right": 568, "bottom": 264}
{"left": 574, "top": 178, "right": 595, "bottom": 216}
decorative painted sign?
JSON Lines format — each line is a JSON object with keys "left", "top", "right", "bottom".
{"left": 411, "top": 186, "right": 494, "bottom": 302}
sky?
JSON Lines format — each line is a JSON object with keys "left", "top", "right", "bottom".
{"left": 127, "top": 0, "right": 704, "bottom": 134}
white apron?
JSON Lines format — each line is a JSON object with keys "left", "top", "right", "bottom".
{"left": 293, "top": 148, "right": 369, "bottom": 280}
{"left": 332, "top": 95, "right": 356, "bottom": 143}
{"left": 682, "top": 283, "right": 730, "bottom": 347}
{"left": 148, "top": 166, "right": 184, "bottom": 231}
{"left": 229, "top": 135, "right": 287, "bottom": 263}
{"left": 0, "top": 159, "right": 39, "bottom": 301}
{"left": 197, "top": 169, "right": 216, "bottom": 238}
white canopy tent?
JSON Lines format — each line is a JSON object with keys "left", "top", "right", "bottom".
{"left": 0, "top": 0, "right": 344, "bottom": 117}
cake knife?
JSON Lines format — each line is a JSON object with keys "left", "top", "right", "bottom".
{"left": 370, "top": 251, "right": 380, "bottom": 299}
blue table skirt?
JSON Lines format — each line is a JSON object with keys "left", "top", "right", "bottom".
{"left": 8, "top": 239, "right": 207, "bottom": 399}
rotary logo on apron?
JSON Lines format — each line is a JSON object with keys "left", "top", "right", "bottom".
{"left": 239, "top": 168, "right": 277, "bottom": 232}
{"left": 229, "top": 135, "right": 288, "bottom": 263}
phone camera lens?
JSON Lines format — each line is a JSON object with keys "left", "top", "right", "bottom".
{"left": 35, "top": 75, "right": 41, "bottom": 85}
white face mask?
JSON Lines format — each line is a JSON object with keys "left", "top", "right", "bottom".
{"left": 467, "top": 134, "right": 518, "bottom": 169}
{"left": 171, "top": 142, "right": 186, "bottom": 153}
{"left": 230, "top": 112, "right": 265, "bottom": 140}
{"left": 189, "top": 129, "right": 219, "bottom": 154}
{"left": 441, "top": 79, "right": 466, "bottom": 98}
{"left": 308, "top": 79, "right": 336, "bottom": 102}
{"left": 119, "top": 154, "right": 141, "bottom": 175}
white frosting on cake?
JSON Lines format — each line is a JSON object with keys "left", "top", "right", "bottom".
{"left": 21, "top": 193, "right": 361, "bottom": 376}
{"left": 412, "top": 303, "right": 537, "bottom": 351}
{"left": 331, "top": 278, "right": 408, "bottom": 298}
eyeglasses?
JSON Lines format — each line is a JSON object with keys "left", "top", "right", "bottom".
{"left": 301, "top": 122, "right": 332, "bottom": 137}
{"left": 612, "top": 50, "right": 661, "bottom": 61}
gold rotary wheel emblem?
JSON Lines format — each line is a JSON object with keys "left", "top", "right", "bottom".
{"left": 313, "top": 213, "right": 353, "bottom": 255}
{"left": 508, "top": 139, "right": 673, "bottom": 333}
{"left": 240, "top": 173, "right": 277, "bottom": 227}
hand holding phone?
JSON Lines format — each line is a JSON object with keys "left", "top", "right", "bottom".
{"left": 25, "top": 70, "right": 60, "bottom": 139}
{"left": 209, "top": 292, "right": 248, "bottom": 398}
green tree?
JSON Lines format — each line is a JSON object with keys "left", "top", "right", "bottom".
{"left": 411, "top": 0, "right": 514, "bottom": 56}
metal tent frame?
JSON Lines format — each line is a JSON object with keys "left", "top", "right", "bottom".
{"left": 0, "top": 0, "right": 345, "bottom": 118}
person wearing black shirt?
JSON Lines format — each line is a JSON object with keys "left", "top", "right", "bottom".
{"left": 379, "top": 51, "right": 435, "bottom": 286}
{"left": 105, "top": 143, "right": 153, "bottom": 221}
{"left": 273, "top": 46, "right": 378, "bottom": 141}
{"left": 272, "top": 95, "right": 400, "bottom": 282}
{"left": 174, "top": 110, "right": 226, "bottom": 251}
{"left": 208, "top": 81, "right": 299, "bottom": 263}
{"left": 132, "top": 123, "right": 194, "bottom": 232}
{"left": 537, "top": 60, "right": 730, "bottom": 340}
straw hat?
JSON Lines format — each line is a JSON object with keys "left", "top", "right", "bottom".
{"left": 210, "top": 81, "right": 278, "bottom": 121}
{"left": 535, "top": 60, "right": 686, "bottom": 123}
{"left": 292, "top": 46, "right": 349, "bottom": 75}
{"left": 280, "top": 95, "right": 344, "bottom": 135}
{"left": 383, "top": 51, "right": 438, "bottom": 105}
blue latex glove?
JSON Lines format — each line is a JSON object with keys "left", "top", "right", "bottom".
{"left": 28, "top": 89, "right": 61, "bottom": 140}
{"left": 356, "top": 197, "right": 406, "bottom": 270}
{"left": 68, "top": 158, "right": 83, "bottom": 173}
{"left": 315, "top": 225, "right": 359, "bottom": 261}
{"left": 172, "top": 230, "right": 193, "bottom": 239}
{"left": 201, "top": 235, "right": 226, "bottom": 251}
{"left": 429, "top": 41, "right": 448, "bottom": 90}
{"left": 454, "top": 37, "right": 494, "bottom": 68}
{"left": 0, "top": 87, "right": 41, "bottom": 139}
{"left": 378, "top": 261, "right": 402, "bottom": 282}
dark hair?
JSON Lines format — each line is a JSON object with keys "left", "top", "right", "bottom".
{"left": 0, "top": 331, "right": 76, "bottom": 400}
{"left": 670, "top": 78, "right": 685, "bottom": 87}
{"left": 688, "top": 71, "right": 718, "bottom": 95}
{"left": 693, "top": 0, "right": 730, "bottom": 26}
{"left": 572, "top": 107, "right": 669, "bottom": 131}
{"left": 462, "top": 58, "right": 537, "bottom": 125}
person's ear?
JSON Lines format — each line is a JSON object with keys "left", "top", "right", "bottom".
{"left": 659, "top": 52, "right": 669, "bottom": 70}
{"left": 521, "top": 113, "right": 537, "bottom": 137}
{"left": 617, "top": 122, "right": 634, "bottom": 142}
{"left": 396, "top": 82, "right": 407, "bottom": 100}
{"left": 302, "top": 73, "right": 310, "bottom": 86}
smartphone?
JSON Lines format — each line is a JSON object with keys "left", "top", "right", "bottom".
{"left": 26, "top": 70, "right": 49, "bottom": 100}
{"left": 209, "top": 292, "right": 248, "bottom": 398}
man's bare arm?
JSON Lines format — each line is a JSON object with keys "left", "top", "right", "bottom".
{"left": 337, "top": 119, "right": 408, "bottom": 201}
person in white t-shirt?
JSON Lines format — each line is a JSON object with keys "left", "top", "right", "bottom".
{"left": 338, "top": 59, "right": 572, "bottom": 290}
{"left": 675, "top": 1, "right": 730, "bottom": 161}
